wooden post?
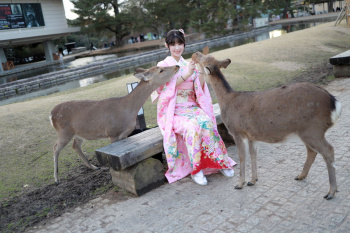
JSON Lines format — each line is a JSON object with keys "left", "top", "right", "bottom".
{"left": 347, "top": 0, "right": 350, "bottom": 26}
{"left": 335, "top": 0, "right": 350, "bottom": 27}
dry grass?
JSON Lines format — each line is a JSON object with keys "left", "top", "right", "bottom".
{"left": 1, "top": 21, "right": 350, "bottom": 201}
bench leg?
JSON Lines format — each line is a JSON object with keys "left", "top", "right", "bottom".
{"left": 333, "top": 65, "right": 350, "bottom": 78}
{"left": 109, "top": 158, "right": 165, "bottom": 196}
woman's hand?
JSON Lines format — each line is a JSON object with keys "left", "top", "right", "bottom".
{"left": 186, "top": 60, "right": 196, "bottom": 77}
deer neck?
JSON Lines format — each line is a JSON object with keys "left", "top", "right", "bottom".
{"left": 208, "top": 66, "right": 234, "bottom": 105}
{"left": 124, "top": 80, "right": 153, "bottom": 115}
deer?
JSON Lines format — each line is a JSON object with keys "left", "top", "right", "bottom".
{"left": 192, "top": 47, "right": 342, "bottom": 199}
{"left": 50, "top": 65, "right": 180, "bottom": 184}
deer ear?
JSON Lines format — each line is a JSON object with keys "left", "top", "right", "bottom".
{"left": 219, "top": 59, "right": 231, "bottom": 69}
{"left": 134, "top": 72, "right": 144, "bottom": 80}
{"left": 202, "top": 46, "right": 209, "bottom": 55}
{"left": 191, "top": 53, "right": 197, "bottom": 62}
{"left": 134, "top": 72, "right": 151, "bottom": 81}
{"left": 135, "top": 68, "right": 146, "bottom": 74}
{"left": 134, "top": 67, "right": 152, "bottom": 81}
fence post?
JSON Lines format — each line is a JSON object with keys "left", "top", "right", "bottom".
{"left": 126, "top": 82, "right": 147, "bottom": 130}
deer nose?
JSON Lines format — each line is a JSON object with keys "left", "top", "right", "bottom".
{"left": 176, "top": 65, "right": 180, "bottom": 68}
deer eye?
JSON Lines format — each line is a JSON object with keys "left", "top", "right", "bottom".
{"left": 160, "top": 69, "right": 164, "bottom": 73}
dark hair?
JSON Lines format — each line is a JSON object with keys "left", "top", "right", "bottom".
{"left": 165, "top": 29, "right": 186, "bottom": 48}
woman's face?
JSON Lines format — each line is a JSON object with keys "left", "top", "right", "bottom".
{"left": 168, "top": 42, "right": 184, "bottom": 61}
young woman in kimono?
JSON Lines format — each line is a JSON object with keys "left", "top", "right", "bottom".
{"left": 151, "top": 29, "right": 236, "bottom": 185}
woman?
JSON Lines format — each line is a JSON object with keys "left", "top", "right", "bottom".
{"left": 152, "top": 29, "right": 236, "bottom": 185}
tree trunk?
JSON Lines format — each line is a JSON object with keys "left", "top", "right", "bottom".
{"left": 115, "top": 32, "right": 122, "bottom": 47}
{"left": 328, "top": 0, "right": 334, "bottom": 12}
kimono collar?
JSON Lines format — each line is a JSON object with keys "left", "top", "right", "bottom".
{"left": 163, "top": 56, "right": 185, "bottom": 66}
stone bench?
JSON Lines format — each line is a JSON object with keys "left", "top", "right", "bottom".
{"left": 329, "top": 50, "right": 350, "bottom": 77}
{"left": 95, "top": 103, "right": 233, "bottom": 196}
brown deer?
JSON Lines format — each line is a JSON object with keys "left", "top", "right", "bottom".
{"left": 50, "top": 65, "right": 179, "bottom": 184}
{"left": 192, "top": 48, "right": 341, "bottom": 199}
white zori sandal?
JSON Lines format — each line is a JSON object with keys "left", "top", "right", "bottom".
{"left": 220, "top": 169, "right": 235, "bottom": 177}
{"left": 191, "top": 170, "right": 208, "bottom": 185}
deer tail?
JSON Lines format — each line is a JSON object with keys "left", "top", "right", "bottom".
{"left": 330, "top": 95, "right": 342, "bottom": 125}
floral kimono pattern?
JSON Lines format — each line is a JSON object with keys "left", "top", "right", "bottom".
{"left": 152, "top": 56, "right": 236, "bottom": 183}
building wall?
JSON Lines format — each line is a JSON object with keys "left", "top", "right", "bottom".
{"left": 313, "top": 1, "right": 345, "bottom": 14}
{"left": 0, "top": 0, "right": 70, "bottom": 43}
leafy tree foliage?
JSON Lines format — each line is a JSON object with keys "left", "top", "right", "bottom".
{"left": 188, "top": 0, "right": 235, "bottom": 37}
{"left": 68, "top": 0, "right": 338, "bottom": 46}
{"left": 70, "top": 0, "right": 132, "bottom": 46}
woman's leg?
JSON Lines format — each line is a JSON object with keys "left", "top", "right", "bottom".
{"left": 174, "top": 107, "right": 233, "bottom": 175}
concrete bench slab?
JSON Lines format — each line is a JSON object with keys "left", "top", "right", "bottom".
{"left": 330, "top": 50, "right": 350, "bottom": 65}
{"left": 330, "top": 50, "right": 350, "bottom": 77}
{"left": 96, "top": 127, "right": 164, "bottom": 171}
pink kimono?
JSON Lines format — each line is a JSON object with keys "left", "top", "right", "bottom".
{"left": 152, "top": 56, "right": 236, "bottom": 183}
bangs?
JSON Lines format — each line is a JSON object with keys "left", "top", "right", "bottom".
{"left": 168, "top": 36, "right": 184, "bottom": 45}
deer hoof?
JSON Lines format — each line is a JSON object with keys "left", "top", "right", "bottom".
{"left": 247, "top": 182, "right": 255, "bottom": 186}
{"left": 55, "top": 181, "right": 60, "bottom": 185}
{"left": 295, "top": 176, "right": 304, "bottom": 180}
{"left": 235, "top": 185, "right": 243, "bottom": 189}
{"left": 324, "top": 194, "right": 333, "bottom": 200}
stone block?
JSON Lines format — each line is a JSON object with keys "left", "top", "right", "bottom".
{"left": 40, "top": 80, "right": 52, "bottom": 88}
{"left": 109, "top": 158, "right": 165, "bottom": 196}
{"left": 26, "top": 82, "right": 40, "bottom": 92}
{"left": 16, "top": 86, "right": 26, "bottom": 94}
{"left": 333, "top": 65, "right": 350, "bottom": 78}
{"left": 5, "top": 89, "right": 16, "bottom": 97}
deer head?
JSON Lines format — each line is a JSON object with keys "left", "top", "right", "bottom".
{"left": 192, "top": 47, "right": 231, "bottom": 75}
{"left": 134, "top": 65, "right": 179, "bottom": 87}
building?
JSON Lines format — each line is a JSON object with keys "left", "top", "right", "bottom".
{"left": 0, "top": 0, "right": 80, "bottom": 73}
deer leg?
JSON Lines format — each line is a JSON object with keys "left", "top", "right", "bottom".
{"left": 295, "top": 145, "right": 317, "bottom": 181}
{"left": 234, "top": 137, "right": 248, "bottom": 189}
{"left": 109, "top": 129, "right": 129, "bottom": 143}
{"left": 72, "top": 137, "right": 98, "bottom": 170}
{"left": 53, "top": 133, "right": 74, "bottom": 184}
{"left": 247, "top": 140, "right": 258, "bottom": 186}
{"left": 302, "top": 135, "right": 337, "bottom": 200}
{"left": 110, "top": 137, "right": 119, "bottom": 143}
{"left": 319, "top": 141, "right": 337, "bottom": 200}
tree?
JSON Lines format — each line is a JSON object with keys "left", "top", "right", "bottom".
{"left": 124, "top": 0, "right": 168, "bottom": 38}
{"left": 188, "top": 0, "right": 238, "bottom": 37}
{"left": 123, "top": 0, "right": 192, "bottom": 37}
{"left": 263, "top": 0, "right": 294, "bottom": 18}
{"left": 71, "top": 0, "right": 133, "bottom": 47}
{"left": 235, "top": 0, "right": 265, "bottom": 26}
